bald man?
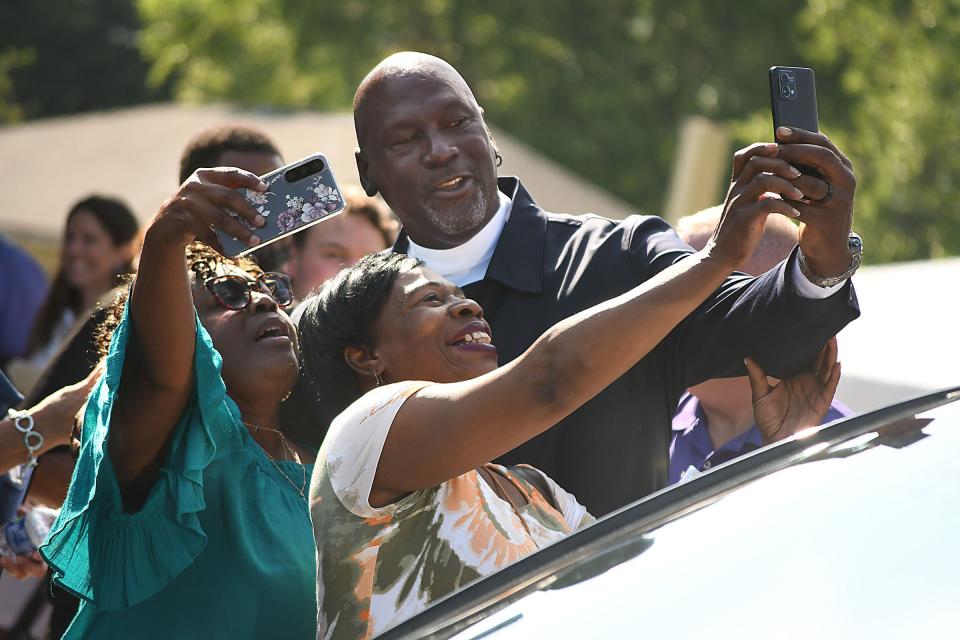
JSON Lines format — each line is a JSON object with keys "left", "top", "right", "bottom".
{"left": 670, "top": 207, "right": 852, "bottom": 484}
{"left": 352, "top": 52, "right": 861, "bottom": 515}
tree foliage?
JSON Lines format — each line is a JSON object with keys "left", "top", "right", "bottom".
{"left": 0, "top": 0, "right": 169, "bottom": 122}
{"left": 6, "top": 0, "right": 957, "bottom": 262}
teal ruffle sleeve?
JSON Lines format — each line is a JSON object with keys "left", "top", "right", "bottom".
{"left": 41, "top": 302, "right": 241, "bottom": 609}
{"left": 41, "top": 300, "right": 317, "bottom": 639}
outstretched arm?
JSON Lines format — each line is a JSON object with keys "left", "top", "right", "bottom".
{"left": 371, "top": 143, "right": 805, "bottom": 505}
{"left": 1, "top": 365, "right": 100, "bottom": 474}
{"left": 107, "top": 169, "right": 266, "bottom": 502}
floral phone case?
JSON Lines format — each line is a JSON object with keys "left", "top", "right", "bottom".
{"left": 215, "top": 153, "right": 346, "bottom": 258}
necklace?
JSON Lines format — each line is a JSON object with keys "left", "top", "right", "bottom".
{"left": 243, "top": 421, "right": 307, "bottom": 500}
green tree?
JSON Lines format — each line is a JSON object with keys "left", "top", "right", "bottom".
{"left": 0, "top": 0, "right": 169, "bottom": 120}
{"left": 137, "top": 0, "right": 960, "bottom": 262}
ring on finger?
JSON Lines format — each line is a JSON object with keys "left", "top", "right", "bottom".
{"left": 812, "top": 181, "right": 833, "bottom": 205}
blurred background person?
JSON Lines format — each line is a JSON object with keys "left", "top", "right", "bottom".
{"left": 669, "top": 206, "right": 852, "bottom": 484}
{"left": 284, "top": 184, "right": 398, "bottom": 305}
{"left": 0, "top": 236, "right": 48, "bottom": 372}
{"left": 179, "top": 123, "right": 287, "bottom": 271}
{"left": 7, "top": 197, "right": 138, "bottom": 396}
{"left": 1, "top": 197, "right": 135, "bottom": 638}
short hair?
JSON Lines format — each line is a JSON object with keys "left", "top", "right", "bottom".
{"left": 676, "top": 205, "right": 799, "bottom": 276}
{"left": 291, "top": 184, "right": 399, "bottom": 250}
{"left": 298, "top": 252, "right": 421, "bottom": 421}
{"left": 178, "top": 124, "right": 281, "bottom": 183}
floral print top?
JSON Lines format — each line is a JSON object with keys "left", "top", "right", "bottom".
{"left": 310, "top": 381, "right": 594, "bottom": 640}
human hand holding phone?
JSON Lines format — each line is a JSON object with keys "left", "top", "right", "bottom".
{"left": 769, "top": 65, "right": 857, "bottom": 279}
{"left": 215, "top": 154, "right": 345, "bottom": 257}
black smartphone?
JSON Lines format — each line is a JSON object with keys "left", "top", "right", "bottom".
{"left": 770, "top": 66, "right": 819, "bottom": 134}
{"left": 769, "top": 66, "right": 820, "bottom": 180}
{"left": 216, "top": 153, "right": 346, "bottom": 258}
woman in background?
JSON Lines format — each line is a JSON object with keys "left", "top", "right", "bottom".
{"left": 12, "top": 196, "right": 138, "bottom": 392}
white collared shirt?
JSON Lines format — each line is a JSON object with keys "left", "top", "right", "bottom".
{"left": 406, "top": 191, "right": 513, "bottom": 287}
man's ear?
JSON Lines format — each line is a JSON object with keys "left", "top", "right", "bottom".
{"left": 355, "top": 148, "right": 379, "bottom": 197}
{"left": 344, "top": 344, "right": 382, "bottom": 381}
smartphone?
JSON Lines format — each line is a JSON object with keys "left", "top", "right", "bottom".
{"left": 770, "top": 66, "right": 819, "bottom": 134}
{"left": 769, "top": 66, "right": 820, "bottom": 181}
{"left": 216, "top": 153, "right": 346, "bottom": 258}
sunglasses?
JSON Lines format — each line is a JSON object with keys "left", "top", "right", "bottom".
{"left": 205, "top": 272, "right": 294, "bottom": 310}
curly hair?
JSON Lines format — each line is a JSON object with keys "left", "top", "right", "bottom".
{"left": 94, "top": 242, "right": 261, "bottom": 359}
{"left": 298, "top": 252, "right": 421, "bottom": 421}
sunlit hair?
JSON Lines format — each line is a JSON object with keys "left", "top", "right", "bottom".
{"left": 299, "top": 252, "right": 421, "bottom": 422}
{"left": 94, "top": 242, "right": 261, "bottom": 359}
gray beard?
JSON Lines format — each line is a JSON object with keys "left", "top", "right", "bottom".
{"left": 423, "top": 187, "right": 488, "bottom": 236}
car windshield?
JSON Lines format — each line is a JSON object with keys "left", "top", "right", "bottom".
{"left": 379, "top": 387, "right": 960, "bottom": 640}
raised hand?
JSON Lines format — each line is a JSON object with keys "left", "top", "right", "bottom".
{"left": 147, "top": 167, "right": 268, "bottom": 251}
{"left": 775, "top": 127, "right": 857, "bottom": 278}
{"left": 707, "top": 142, "right": 808, "bottom": 271}
{"left": 745, "top": 337, "right": 841, "bottom": 445}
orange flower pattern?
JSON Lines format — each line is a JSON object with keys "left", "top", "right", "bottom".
{"left": 310, "top": 382, "right": 593, "bottom": 640}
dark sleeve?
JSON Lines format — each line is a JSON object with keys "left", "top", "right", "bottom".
{"left": 25, "top": 310, "right": 105, "bottom": 408}
{"left": 624, "top": 215, "right": 861, "bottom": 387}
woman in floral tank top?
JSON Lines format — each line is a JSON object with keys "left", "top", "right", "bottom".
{"left": 300, "top": 223, "right": 776, "bottom": 638}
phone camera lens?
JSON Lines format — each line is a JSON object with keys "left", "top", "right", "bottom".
{"left": 781, "top": 85, "right": 791, "bottom": 98}
{"left": 780, "top": 72, "right": 790, "bottom": 84}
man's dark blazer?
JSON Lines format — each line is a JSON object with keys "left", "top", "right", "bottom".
{"left": 392, "top": 176, "right": 860, "bottom": 516}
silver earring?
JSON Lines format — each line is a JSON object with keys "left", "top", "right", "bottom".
{"left": 374, "top": 371, "right": 384, "bottom": 387}
{"left": 495, "top": 151, "right": 503, "bottom": 167}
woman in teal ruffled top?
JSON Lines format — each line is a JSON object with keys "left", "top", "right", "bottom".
{"left": 40, "top": 168, "right": 317, "bottom": 638}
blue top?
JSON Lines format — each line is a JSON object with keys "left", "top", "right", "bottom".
{"left": 669, "top": 392, "right": 852, "bottom": 484}
{"left": 40, "top": 305, "right": 317, "bottom": 639}
{"left": 0, "top": 234, "right": 48, "bottom": 363}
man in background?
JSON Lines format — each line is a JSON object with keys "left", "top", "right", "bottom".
{"left": 670, "top": 206, "right": 852, "bottom": 484}
{"left": 178, "top": 124, "right": 287, "bottom": 271}
{"left": 351, "top": 51, "right": 862, "bottom": 515}
{"left": 284, "top": 185, "right": 397, "bottom": 304}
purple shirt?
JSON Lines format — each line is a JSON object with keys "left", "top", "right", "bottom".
{"left": 669, "top": 392, "right": 852, "bottom": 484}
